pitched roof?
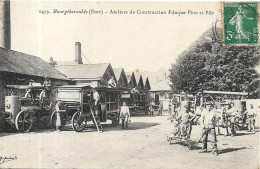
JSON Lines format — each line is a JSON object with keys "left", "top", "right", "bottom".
{"left": 125, "top": 72, "right": 132, "bottom": 82}
{"left": 125, "top": 72, "right": 137, "bottom": 87}
{"left": 0, "top": 47, "right": 68, "bottom": 80}
{"left": 142, "top": 70, "right": 171, "bottom": 91}
{"left": 114, "top": 68, "right": 128, "bottom": 87}
{"left": 150, "top": 78, "right": 172, "bottom": 91}
{"left": 113, "top": 68, "right": 123, "bottom": 81}
{"left": 56, "top": 63, "right": 110, "bottom": 79}
{"left": 144, "top": 77, "right": 151, "bottom": 90}
{"left": 137, "top": 75, "right": 144, "bottom": 89}
{"left": 134, "top": 72, "right": 141, "bottom": 83}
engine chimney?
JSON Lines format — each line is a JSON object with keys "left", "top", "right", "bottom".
{"left": 75, "top": 42, "right": 83, "bottom": 64}
{"left": 0, "top": 0, "right": 11, "bottom": 49}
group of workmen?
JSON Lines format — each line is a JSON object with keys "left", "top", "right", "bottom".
{"left": 169, "top": 100, "right": 257, "bottom": 156}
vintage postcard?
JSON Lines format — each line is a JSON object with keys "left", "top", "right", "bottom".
{"left": 0, "top": 1, "right": 259, "bottom": 169}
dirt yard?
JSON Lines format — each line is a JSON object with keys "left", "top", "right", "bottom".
{"left": 0, "top": 111, "right": 259, "bottom": 169}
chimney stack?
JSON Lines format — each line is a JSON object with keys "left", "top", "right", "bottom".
{"left": 0, "top": 0, "right": 11, "bottom": 49}
{"left": 75, "top": 42, "right": 83, "bottom": 64}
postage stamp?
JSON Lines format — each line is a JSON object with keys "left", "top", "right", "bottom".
{"left": 223, "top": 2, "right": 258, "bottom": 45}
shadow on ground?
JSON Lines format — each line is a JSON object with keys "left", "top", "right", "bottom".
{"left": 127, "top": 122, "right": 160, "bottom": 130}
{"left": 218, "top": 147, "right": 247, "bottom": 154}
{"left": 57, "top": 122, "right": 160, "bottom": 133}
{"left": 0, "top": 131, "right": 18, "bottom": 138}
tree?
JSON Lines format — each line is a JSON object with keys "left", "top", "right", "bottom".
{"left": 169, "top": 28, "right": 260, "bottom": 98}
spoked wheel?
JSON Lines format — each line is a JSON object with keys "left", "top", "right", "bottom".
{"left": 51, "top": 111, "right": 66, "bottom": 130}
{"left": 72, "top": 112, "right": 86, "bottom": 132}
{"left": 112, "top": 114, "right": 120, "bottom": 127}
{"left": 39, "top": 116, "right": 51, "bottom": 129}
{"left": 15, "top": 111, "right": 34, "bottom": 132}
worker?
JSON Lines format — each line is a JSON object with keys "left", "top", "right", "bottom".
{"left": 222, "top": 104, "right": 231, "bottom": 136}
{"left": 131, "top": 87, "right": 139, "bottom": 93}
{"left": 92, "top": 88, "right": 103, "bottom": 132}
{"left": 168, "top": 100, "right": 172, "bottom": 116}
{"left": 226, "top": 102, "right": 239, "bottom": 136}
{"left": 55, "top": 100, "right": 62, "bottom": 132}
{"left": 108, "top": 76, "right": 117, "bottom": 88}
{"left": 243, "top": 104, "right": 257, "bottom": 133}
{"left": 158, "top": 101, "right": 163, "bottom": 116}
{"left": 120, "top": 102, "right": 131, "bottom": 129}
{"left": 92, "top": 88, "right": 100, "bottom": 107}
{"left": 176, "top": 105, "right": 196, "bottom": 139}
{"left": 189, "top": 107, "right": 197, "bottom": 136}
{"left": 200, "top": 101, "right": 218, "bottom": 156}
{"left": 149, "top": 101, "right": 155, "bottom": 115}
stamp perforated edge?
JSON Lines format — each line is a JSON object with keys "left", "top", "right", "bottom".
{"left": 220, "top": 2, "right": 260, "bottom": 47}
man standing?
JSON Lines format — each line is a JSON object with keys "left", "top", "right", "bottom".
{"left": 200, "top": 101, "right": 218, "bottom": 156}
{"left": 149, "top": 101, "right": 155, "bottom": 115}
{"left": 93, "top": 88, "right": 100, "bottom": 107}
{"left": 222, "top": 104, "right": 231, "bottom": 136}
{"left": 92, "top": 88, "right": 103, "bottom": 132}
{"left": 55, "top": 100, "right": 62, "bottom": 132}
{"left": 158, "top": 101, "right": 163, "bottom": 116}
{"left": 243, "top": 104, "right": 257, "bottom": 133}
{"left": 227, "top": 102, "right": 239, "bottom": 136}
{"left": 120, "top": 102, "right": 131, "bottom": 129}
{"left": 168, "top": 100, "right": 172, "bottom": 116}
{"left": 176, "top": 105, "right": 196, "bottom": 139}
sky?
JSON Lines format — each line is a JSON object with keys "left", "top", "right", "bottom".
{"left": 10, "top": 1, "right": 220, "bottom": 72}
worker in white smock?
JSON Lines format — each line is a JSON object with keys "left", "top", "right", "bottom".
{"left": 120, "top": 102, "right": 131, "bottom": 129}
{"left": 55, "top": 100, "right": 62, "bottom": 132}
{"left": 108, "top": 76, "right": 117, "bottom": 88}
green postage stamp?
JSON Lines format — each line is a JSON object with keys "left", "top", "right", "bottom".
{"left": 223, "top": 2, "right": 258, "bottom": 45}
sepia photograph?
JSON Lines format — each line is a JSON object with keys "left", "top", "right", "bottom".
{"left": 0, "top": 1, "right": 259, "bottom": 168}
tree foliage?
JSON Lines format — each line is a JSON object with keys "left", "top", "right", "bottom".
{"left": 169, "top": 28, "right": 260, "bottom": 98}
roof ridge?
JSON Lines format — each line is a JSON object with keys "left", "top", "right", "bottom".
{"left": 56, "top": 63, "right": 110, "bottom": 67}
{"left": 0, "top": 47, "right": 43, "bottom": 59}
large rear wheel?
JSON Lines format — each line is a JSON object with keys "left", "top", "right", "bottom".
{"left": 15, "top": 111, "right": 34, "bottom": 132}
{"left": 72, "top": 112, "right": 86, "bottom": 132}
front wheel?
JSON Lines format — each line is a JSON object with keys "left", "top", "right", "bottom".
{"left": 72, "top": 112, "right": 86, "bottom": 132}
{"left": 39, "top": 116, "right": 51, "bottom": 129}
{"left": 15, "top": 111, "right": 34, "bottom": 132}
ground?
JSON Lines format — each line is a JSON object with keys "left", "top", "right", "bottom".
{"left": 0, "top": 111, "right": 259, "bottom": 169}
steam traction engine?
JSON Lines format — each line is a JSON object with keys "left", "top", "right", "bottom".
{"left": 3, "top": 85, "right": 54, "bottom": 132}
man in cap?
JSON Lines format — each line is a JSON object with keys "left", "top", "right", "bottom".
{"left": 92, "top": 88, "right": 103, "bottom": 132}
{"left": 176, "top": 104, "right": 196, "bottom": 139}
{"left": 222, "top": 103, "right": 231, "bottom": 136}
{"left": 226, "top": 102, "right": 239, "bottom": 136}
{"left": 120, "top": 102, "right": 131, "bottom": 129}
{"left": 200, "top": 101, "right": 218, "bottom": 155}
{"left": 243, "top": 104, "right": 257, "bottom": 133}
